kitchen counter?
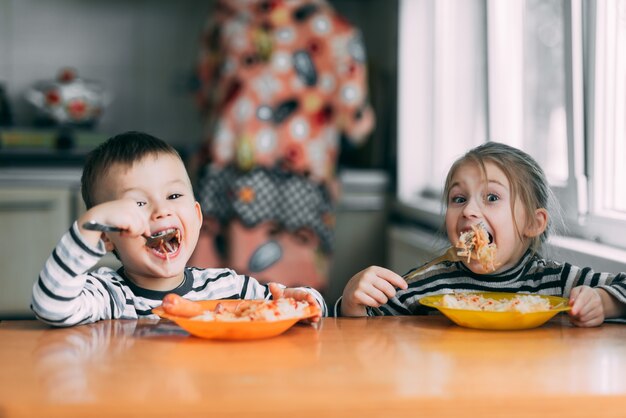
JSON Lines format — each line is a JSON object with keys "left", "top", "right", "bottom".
{"left": 0, "top": 128, "right": 107, "bottom": 167}
{"left": 0, "top": 149, "right": 89, "bottom": 167}
{"left": 0, "top": 166, "right": 82, "bottom": 186}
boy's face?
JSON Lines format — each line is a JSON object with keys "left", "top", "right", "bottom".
{"left": 93, "top": 153, "right": 202, "bottom": 287}
{"left": 444, "top": 161, "right": 530, "bottom": 274}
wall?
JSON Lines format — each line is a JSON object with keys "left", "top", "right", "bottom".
{"left": 0, "top": 0, "right": 398, "bottom": 158}
{"left": 332, "top": 0, "right": 399, "bottom": 170}
{"left": 327, "top": 169, "right": 390, "bottom": 307}
{"left": 0, "top": 0, "right": 214, "bottom": 147}
{"left": 387, "top": 225, "right": 448, "bottom": 276}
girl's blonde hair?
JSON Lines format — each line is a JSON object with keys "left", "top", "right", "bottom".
{"left": 443, "top": 142, "right": 559, "bottom": 253}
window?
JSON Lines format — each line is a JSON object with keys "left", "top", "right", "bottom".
{"left": 397, "top": 0, "right": 486, "bottom": 210}
{"left": 397, "top": 0, "right": 626, "bottom": 250}
{"left": 584, "top": 0, "right": 626, "bottom": 248}
{"left": 489, "top": 0, "right": 568, "bottom": 184}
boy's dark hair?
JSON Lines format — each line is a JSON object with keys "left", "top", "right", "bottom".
{"left": 81, "top": 131, "right": 180, "bottom": 208}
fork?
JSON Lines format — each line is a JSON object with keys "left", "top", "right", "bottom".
{"left": 402, "top": 222, "right": 492, "bottom": 284}
{"left": 402, "top": 247, "right": 461, "bottom": 284}
{"left": 82, "top": 221, "right": 177, "bottom": 247}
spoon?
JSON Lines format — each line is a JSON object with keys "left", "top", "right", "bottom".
{"left": 82, "top": 221, "right": 178, "bottom": 247}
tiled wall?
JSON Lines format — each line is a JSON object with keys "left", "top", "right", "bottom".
{"left": 0, "top": 0, "right": 214, "bottom": 147}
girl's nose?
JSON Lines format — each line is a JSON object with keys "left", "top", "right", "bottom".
{"left": 462, "top": 197, "right": 482, "bottom": 218}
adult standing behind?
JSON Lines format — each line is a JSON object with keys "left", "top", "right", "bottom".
{"left": 188, "top": 0, "right": 375, "bottom": 292}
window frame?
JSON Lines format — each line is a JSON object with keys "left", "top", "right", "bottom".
{"left": 548, "top": 0, "right": 588, "bottom": 228}
{"left": 575, "top": 0, "right": 626, "bottom": 248}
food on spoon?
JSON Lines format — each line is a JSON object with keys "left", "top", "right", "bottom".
{"left": 441, "top": 293, "right": 551, "bottom": 313}
{"left": 145, "top": 229, "right": 181, "bottom": 261}
{"left": 455, "top": 223, "right": 497, "bottom": 271}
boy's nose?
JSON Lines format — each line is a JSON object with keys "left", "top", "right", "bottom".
{"left": 151, "top": 201, "right": 173, "bottom": 219}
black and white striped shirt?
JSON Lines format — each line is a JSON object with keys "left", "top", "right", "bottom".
{"left": 32, "top": 222, "right": 327, "bottom": 327}
{"left": 335, "top": 250, "right": 626, "bottom": 319}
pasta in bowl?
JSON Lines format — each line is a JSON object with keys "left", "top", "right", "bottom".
{"left": 153, "top": 295, "right": 320, "bottom": 340}
{"left": 419, "top": 292, "right": 571, "bottom": 330}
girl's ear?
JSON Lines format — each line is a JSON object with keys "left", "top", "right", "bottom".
{"left": 524, "top": 208, "right": 549, "bottom": 238}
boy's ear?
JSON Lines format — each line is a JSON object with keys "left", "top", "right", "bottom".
{"left": 194, "top": 201, "right": 203, "bottom": 224}
{"left": 524, "top": 208, "right": 549, "bottom": 238}
{"left": 101, "top": 233, "right": 116, "bottom": 252}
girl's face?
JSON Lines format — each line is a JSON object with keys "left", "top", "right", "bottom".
{"left": 96, "top": 153, "right": 202, "bottom": 289}
{"left": 445, "top": 161, "right": 537, "bottom": 274}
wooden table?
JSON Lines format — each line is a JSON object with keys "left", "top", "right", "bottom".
{"left": 1, "top": 315, "right": 625, "bottom": 417}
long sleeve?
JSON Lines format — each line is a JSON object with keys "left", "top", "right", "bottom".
{"left": 561, "top": 263, "right": 626, "bottom": 307}
{"left": 31, "top": 222, "right": 124, "bottom": 326}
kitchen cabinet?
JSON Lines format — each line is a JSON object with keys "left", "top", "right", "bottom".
{"left": 0, "top": 186, "right": 72, "bottom": 318}
{"left": 327, "top": 170, "right": 389, "bottom": 307}
{"left": 0, "top": 167, "right": 120, "bottom": 319}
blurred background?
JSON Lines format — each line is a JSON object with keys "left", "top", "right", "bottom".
{"left": 0, "top": 0, "right": 396, "bottom": 162}
{"left": 0, "top": 0, "right": 398, "bottom": 316}
{"left": 1, "top": 0, "right": 626, "bottom": 318}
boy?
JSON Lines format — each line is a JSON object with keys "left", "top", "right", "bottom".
{"left": 32, "top": 131, "right": 326, "bottom": 326}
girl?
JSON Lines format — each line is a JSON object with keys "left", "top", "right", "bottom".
{"left": 338, "top": 142, "right": 626, "bottom": 327}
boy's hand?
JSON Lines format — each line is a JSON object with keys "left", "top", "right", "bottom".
{"left": 341, "top": 266, "right": 408, "bottom": 317}
{"left": 78, "top": 198, "right": 151, "bottom": 247}
{"left": 269, "top": 282, "right": 322, "bottom": 323}
{"left": 568, "top": 285, "right": 604, "bottom": 327}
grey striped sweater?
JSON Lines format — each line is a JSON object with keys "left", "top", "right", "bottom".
{"left": 335, "top": 250, "right": 626, "bottom": 320}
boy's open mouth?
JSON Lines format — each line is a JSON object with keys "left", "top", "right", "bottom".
{"left": 145, "top": 228, "right": 181, "bottom": 257}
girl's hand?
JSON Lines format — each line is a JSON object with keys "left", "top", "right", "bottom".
{"left": 269, "top": 282, "right": 321, "bottom": 323}
{"left": 568, "top": 285, "right": 605, "bottom": 327}
{"left": 341, "top": 266, "right": 408, "bottom": 317}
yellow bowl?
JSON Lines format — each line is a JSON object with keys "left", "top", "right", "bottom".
{"left": 152, "top": 299, "right": 319, "bottom": 340}
{"left": 419, "top": 292, "right": 571, "bottom": 330}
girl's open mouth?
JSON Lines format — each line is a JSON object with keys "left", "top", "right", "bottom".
{"left": 461, "top": 223, "right": 494, "bottom": 244}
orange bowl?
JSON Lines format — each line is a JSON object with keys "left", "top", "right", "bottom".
{"left": 152, "top": 299, "right": 320, "bottom": 340}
